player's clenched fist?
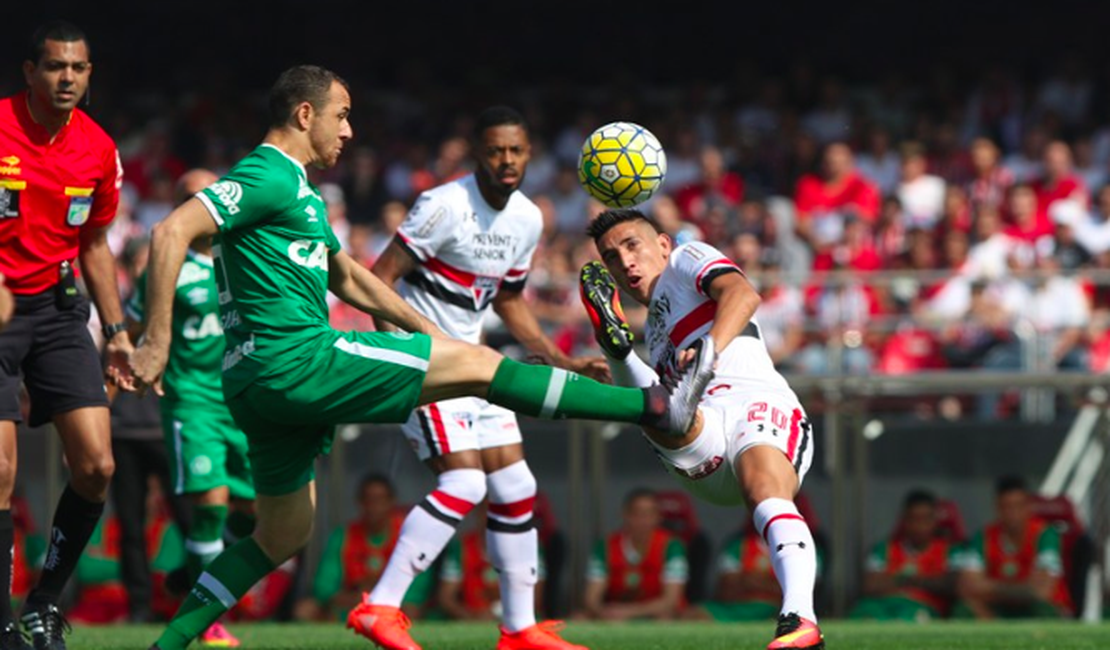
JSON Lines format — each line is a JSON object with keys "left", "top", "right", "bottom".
{"left": 130, "top": 341, "right": 168, "bottom": 396}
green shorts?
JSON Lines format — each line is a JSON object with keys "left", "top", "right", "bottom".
{"left": 162, "top": 403, "right": 255, "bottom": 500}
{"left": 227, "top": 330, "right": 431, "bottom": 496}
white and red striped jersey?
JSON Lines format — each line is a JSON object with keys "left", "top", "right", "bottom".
{"left": 395, "top": 174, "right": 542, "bottom": 342}
{"left": 645, "top": 241, "right": 793, "bottom": 396}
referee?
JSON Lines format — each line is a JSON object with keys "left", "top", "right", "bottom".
{"left": 0, "top": 21, "right": 134, "bottom": 650}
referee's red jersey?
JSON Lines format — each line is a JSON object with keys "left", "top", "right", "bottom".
{"left": 0, "top": 91, "right": 121, "bottom": 295}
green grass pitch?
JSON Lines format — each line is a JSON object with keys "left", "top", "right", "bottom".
{"left": 64, "top": 620, "right": 1110, "bottom": 649}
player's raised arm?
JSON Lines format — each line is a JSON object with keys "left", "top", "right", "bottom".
{"left": 328, "top": 248, "right": 444, "bottom": 338}
{"left": 705, "top": 270, "right": 761, "bottom": 355}
{"left": 130, "top": 197, "right": 217, "bottom": 392}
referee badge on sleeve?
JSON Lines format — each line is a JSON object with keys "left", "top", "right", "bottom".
{"left": 0, "top": 180, "right": 24, "bottom": 219}
{"left": 64, "top": 187, "right": 94, "bottom": 226}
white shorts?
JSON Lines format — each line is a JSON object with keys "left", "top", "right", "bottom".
{"left": 645, "top": 390, "right": 814, "bottom": 507}
{"left": 401, "top": 396, "right": 522, "bottom": 461}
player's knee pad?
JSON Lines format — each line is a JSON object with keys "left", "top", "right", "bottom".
{"left": 486, "top": 460, "right": 536, "bottom": 505}
{"left": 436, "top": 467, "right": 488, "bottom": 506}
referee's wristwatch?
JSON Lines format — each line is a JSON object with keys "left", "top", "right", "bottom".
{"left": 102, "top": 321, "right": 127, "bottom": 340}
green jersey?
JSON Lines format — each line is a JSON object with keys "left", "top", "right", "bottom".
{"left": 195, "top": 143, "right": 342, "bottom": 398}
{"left": 127, "top": 251, "right": 224, "bottom": 407}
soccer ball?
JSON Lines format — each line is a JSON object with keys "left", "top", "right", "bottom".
{"left": 578, "top": 122, "right": 667, "bottom": 208}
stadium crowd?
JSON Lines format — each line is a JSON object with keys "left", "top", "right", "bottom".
{"left": 31, "top": 54, "right": 1110, "bottom": 422}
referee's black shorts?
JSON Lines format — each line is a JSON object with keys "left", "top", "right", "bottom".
{"left": 0, "top": 291, "right": 109, "bottom": 427}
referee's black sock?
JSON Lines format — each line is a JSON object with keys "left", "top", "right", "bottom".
{"left": 26, "top": 486, "right": 104, "bottom": 607}
{"left": 0, "top": 510, "right": 13, "bottom": 625}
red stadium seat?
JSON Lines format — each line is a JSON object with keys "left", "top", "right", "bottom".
{"left": 655, "top": 490, "right": 701, "bottom": 545}
{"left": 1030, "top": 494, "right": 1092, "bottom": 616}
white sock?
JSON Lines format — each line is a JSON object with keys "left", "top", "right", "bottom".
{"left": 607, "top": 351, "right": 659, "bottom": 388}
{"left": 367, "top": 468, "right": 486, "bottom": 607}
{"left": 486, "top": 461, "right": 538, "bottom": 633}
{"left": 752, "top": 497, "right": 817, "bottom": 622}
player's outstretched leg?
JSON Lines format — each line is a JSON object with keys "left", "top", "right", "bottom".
{"left": 351, "top": 468, "right": 487, "bottom": 650}
{"left": 754, "top": 497, "right": 823, "bottom": 650}
{"left": 579, "top": 261, "right": 634, "bottom": 360}
{"left": 484, "top": 340, "right": 714, "bottom": 437}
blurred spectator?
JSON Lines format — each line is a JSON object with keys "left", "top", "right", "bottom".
{"left": 977, "top": 250, "right": 1090, "bottom": 418}
{"left": 341, "top": 147, "right": 389, "bottom": 226}
{"left": 696, "top": 529, "right": 781, "bottom": 621}
{"left": 1048, "top": 204, "right": 1094, "bottom": 271}
{"left": 519, "top": 138, "right": 558, "bottom": 197}
{"left": 432, "top": 136, "right": 471, "bottom": 186}
{"left": 320, "top": 183, "right": 351, "bottom": 252}
{"left": 962, "top": 207, "right": 1012, "bottom": 281}
{"left": 875, "top": 197, "right": 908, "bottom": 263}
{"left": 662, "top": 127, "right": 702, "bottom": 191}
{"left": 122, "top": 123, "right": 186, "bottom": 200}
{"left": 550, "top": 167, "right": 592, "bottom": 234}
{"left": 793, "top": 143, "right": 881, "bottom": 254}
{"left": 580, "top": 489, "right": 687, "bottom": 621}
{"left": 887, "top": 228, "right": 936, "bottom": 310}
{"left": 967, "top": 138, "right": 1014, "bottom": 215}
{"left": 367, "top": 201, "right": 409, "bottom": 259}
{"left": 851, "top": 490, "right": 958, "bottom": 621}
{"left": 1060, "top": 190, "right": 1110, "bottom": 255}
{"left": 1004, "top": 185, "right": 1053, "bottom": 246}
{"left": 955, "top": 477, "right": 1073, "bottom": 619}
{"left": 934, "top": 280, "right": 1011, "bottom": 370}
{"left": 813, "top": 217, "right": 882, "bottom": 273}
{"left": 1003, "top": 126, "right": 1048, "bottom": 184}
{"left": 133, "top": 173, "right": 177, "bottom": 232}
{"left": 938, "top": 185, "right": 973, "bottom": 238}
{"left": 673, "top": 146, "right": 744, "bottom": 224}
{"left": 296, "top": 475, "right": 431, "bottom": 622}
{"left": 1031, "top": 141, "right": 1088, "bottom": 232}
{"left": 650, "top": 195, "right": 702, "bottom": 245}
{"left": 384, "top": 143, "right": 432, "bottom": 203}
{"left": 927, "top": 123, "right": 973, "bottom": 186}
{"left": 796, "top": 272, "right": 879, "bottom": 376}
{"left": 856, "top": 127, "right": 901, "bottom": 196}
{"left": 802, "top": 77, "right": 851, "bottom": 143}
{"left": 735, "top": 79, "right": 784, "bottom": 145}
{"left": 1072, "top": 135, "right": 1107, "bottom": 193}
{"left": 897, "top": 142, "right": 946, "bottom": 231}
{"left": 1036, "top": 55, "right": 1092, "bottom": 128}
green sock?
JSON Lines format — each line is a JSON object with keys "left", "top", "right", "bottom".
{"left": 487, "top": 358, "right": 646, "bottom": 423}
{"left": 156, "top": 537, "right": 276, "bottom": 650}
{"left": 186, "top": 504, "right": 228, "bottom": 582}
{"left": 226, "top": 509, "right": 256, "bottom": 540}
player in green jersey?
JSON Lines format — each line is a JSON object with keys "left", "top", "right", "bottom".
{"left": 130, "top": 65, "right": 713, "bottom": 650}
{"left": 126, "top": 169, "right": 254, "bottom": 648}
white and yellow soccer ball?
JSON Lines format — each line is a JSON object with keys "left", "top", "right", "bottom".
{"left": 578, "top": 122, "right": 667, "bottom": 208}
